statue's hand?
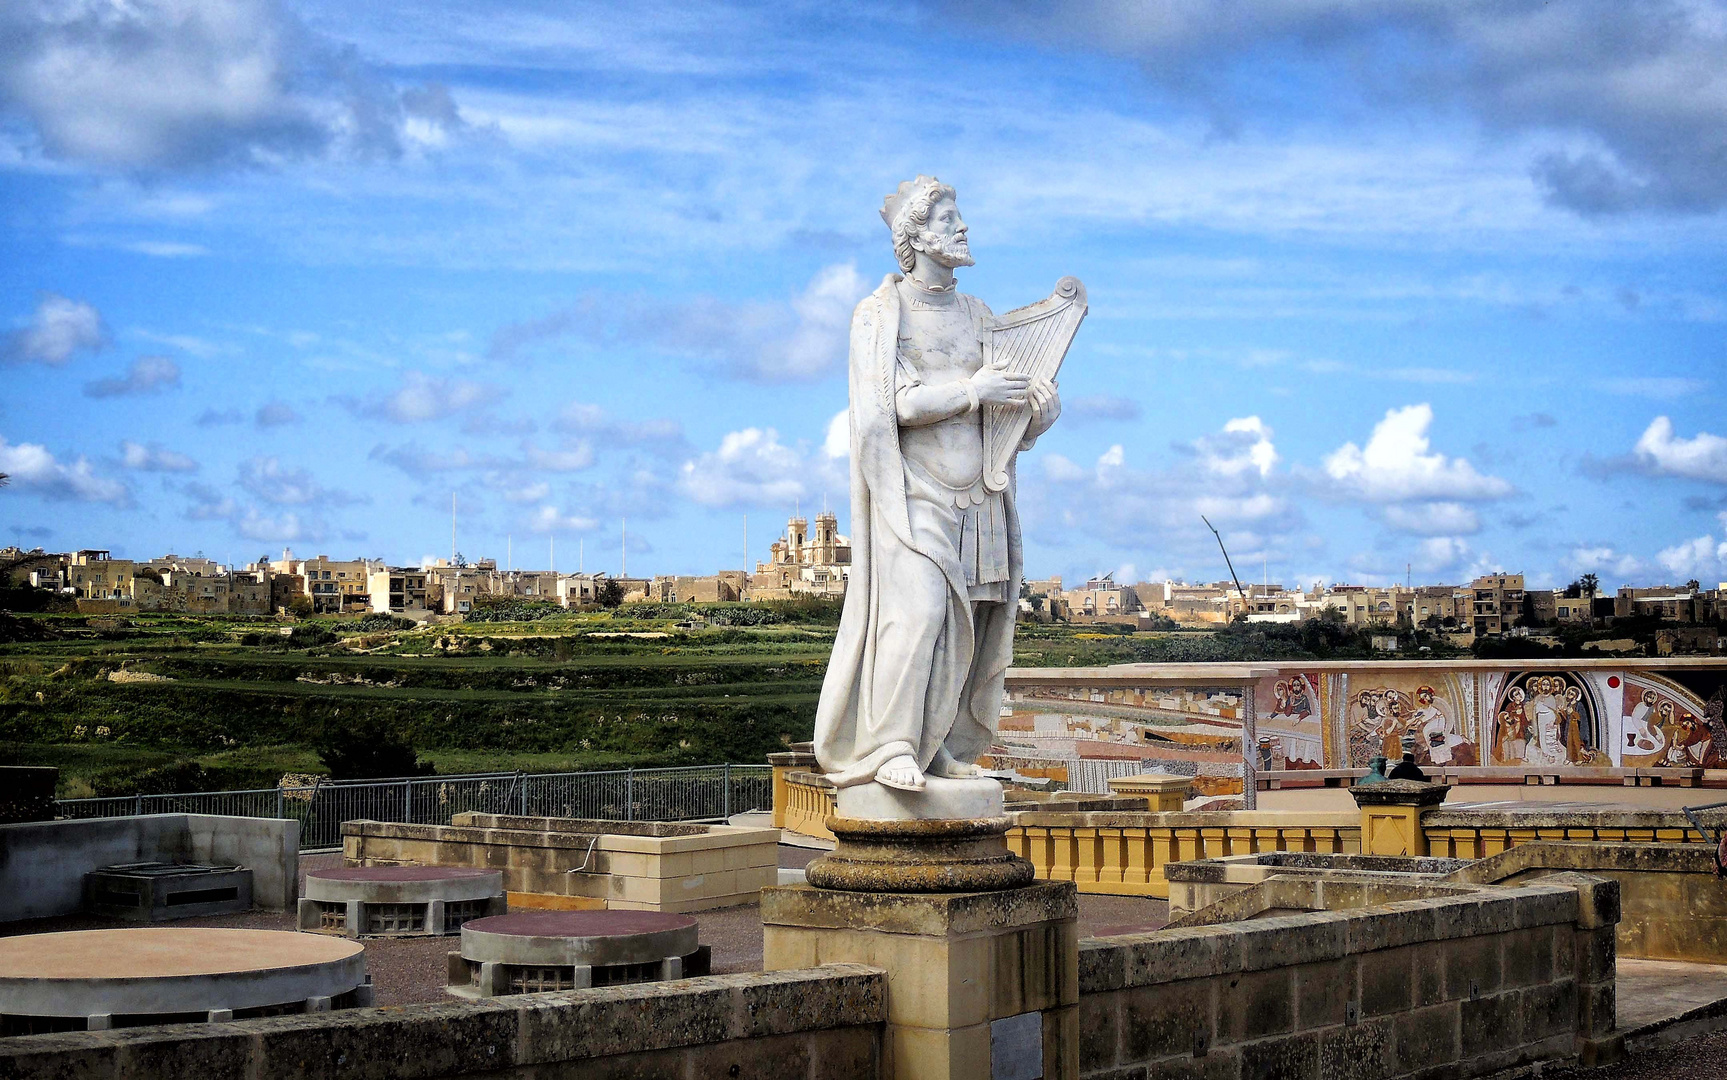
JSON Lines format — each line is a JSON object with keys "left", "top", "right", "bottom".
{"left": 1027, "top": 377, "right": 1060, "bottom": 436}
{"left": 971, "top": 366, "right": 1031, "bottom": 407}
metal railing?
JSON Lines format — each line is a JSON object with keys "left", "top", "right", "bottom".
{"left": 56, "top": 764, "right": 773, "bottom": 850}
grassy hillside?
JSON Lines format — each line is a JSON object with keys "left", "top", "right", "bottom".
{"left": 0, "top": 603, "right": 1457, "bottom": 796}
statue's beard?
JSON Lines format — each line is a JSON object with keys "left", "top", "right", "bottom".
{"left": 913, "top": 230, "right": 974, "bottom": 269}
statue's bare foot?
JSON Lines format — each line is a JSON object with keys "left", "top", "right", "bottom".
{"left": 876, "top": 755, "right": 927, "bottom": 791}
{"left": 928, "top": 747, "right": 982, "bottom": 779}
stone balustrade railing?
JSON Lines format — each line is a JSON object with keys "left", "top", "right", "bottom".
{"left": 1006, "top": 811, "right": 1363, "bottom": 899}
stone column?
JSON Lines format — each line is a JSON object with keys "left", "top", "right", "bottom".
{"left": 1350, "top": 779, "right": 1449, "bottom": 856}
{"left": 761, "top": 779, "right": 1079, "bottom": 1080}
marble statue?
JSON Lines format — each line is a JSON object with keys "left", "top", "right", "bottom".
{"left": 814, "top": 175, "right": 1086, "bottom": 813}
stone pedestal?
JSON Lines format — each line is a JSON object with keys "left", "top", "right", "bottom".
{"left": 807, "top": 817, "right": 1036, "bottom": 893}
{"left": 1351, "top": 778, "right": 1449, "bottom": 856}
{"left": 762, "top": 882, "right": 1078, "bottom": 1080}
{"left": 1104, "top": 771, "right": 1191, "bottom": 811}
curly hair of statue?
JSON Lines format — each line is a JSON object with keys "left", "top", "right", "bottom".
{"left": 881, "top": 175, "right": 956, "bottom": 274}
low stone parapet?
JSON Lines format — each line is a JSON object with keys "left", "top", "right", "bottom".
{"left": 341, "top": 813, "right": 778, "bottom": 913}
{"left": 1077, "top": 875, "right": 1622, "bottom": 1077}
{"left": 0, "top": 965, "right": 887, "bottom": 1079}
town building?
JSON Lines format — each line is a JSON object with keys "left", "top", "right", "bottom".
{"left": 367, "top": 568, "right": 431, "bottom": 616}
{"left": 1468, "top": 573, "right": 1525, "bottom": 636}
{"left": 753, "top": 512, "right": 850, "bottom": 597}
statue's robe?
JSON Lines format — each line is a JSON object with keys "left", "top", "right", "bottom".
{"left": 814, "top": 274, "right": 1026, "bottom": 788}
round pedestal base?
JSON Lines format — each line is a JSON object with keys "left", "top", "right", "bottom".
{"left": 805, "top": 816, "right": 1036, "bottom": 893}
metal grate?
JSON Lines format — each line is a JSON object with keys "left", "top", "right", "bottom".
{"left": 443, "top": 899, "right": 487, "bottom": 933}
{"left": 316, "top": 900, "right": 346, "bottom": 932}
{"left": 508, "top": 966, "right": 578, "bottom": 994}
{"left": 364, "top": 903, "right": 424, "bottom": 935}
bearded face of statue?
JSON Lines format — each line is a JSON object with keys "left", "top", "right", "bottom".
{"left": 911, "top": 193, "right": 974, "bottom": 269}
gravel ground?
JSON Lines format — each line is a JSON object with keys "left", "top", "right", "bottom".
{"left": 1, "top": 848, "right": 1169, "bottom": 1005}
{"left": 1547, "top": 1029, "right": 1727, "bottom": 1079}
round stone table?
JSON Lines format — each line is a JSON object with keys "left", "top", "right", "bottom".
{"left": 301, "top": 865, "right": 506, "bottom": 937}
{"left": 448, "top": 910, "right": 705, "bottom": 998}
{"left": 0, "top": 928, "right": 367, "bottom": 1032}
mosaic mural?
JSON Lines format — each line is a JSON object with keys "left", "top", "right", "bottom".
{"left": 1340, "top": 671, "right": 1481, "bottom": 769}
{"left": 1486, "top": 671, "right": 1604, "bottom": 767}
{"left": 1004, "top": 664, "right": 1727, "bottom": 778}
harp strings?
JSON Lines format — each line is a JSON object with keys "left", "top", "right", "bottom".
{"left": 988, "top": 304, "right": 1076, "bottom": 452}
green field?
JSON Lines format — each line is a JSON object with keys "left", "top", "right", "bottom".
{"left": 0, "top": 603, "right": 1457, "bottom": 796}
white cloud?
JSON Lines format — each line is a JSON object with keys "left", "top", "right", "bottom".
{"left": 0, "top": 0, "right": 470, "bottom": 171}
{"left": 552, "top": 402, "right": 685, "bottom": 454}
{"left": 1657, "top": 533, "right": 1727, "bottom": 581}
{"left": 490, "top": 263, "right": 870, "bottom": 382}
{"left": 1201, "top": 416, "right": 1278, "bottom": 478}
{"left": 4, "top": 294, "right": 104, "bottom": 365}
{"left": 236, "top": 508, "right": 312, "bottom": 543}
{"left": 1022, "top": 419, "right": 1295, "bottom": 568}
{"left": 255, "top": 400, "right": 301, "bottom": 427}
{"left": 345, "top": 371, "right": 503, "bottom": 423}
{"left": 238, "top": 456, "right": 321, "bottom": 505}
{"left": 1320, "top": 404, "right": 1512, "bottom": 502}
{"left": 120, "top": 440, "right": 198, "bottom": 472}
{"left": 823, "top": 409, "right": 849, "bottom": 460}
{"left": 0, "top": 436, "right": 127, "bottom": 504}
{"left": 528, "top": 505, "right": 597, "bottom": 533}
{"left": 1416, "top": 537, "right": 1471, "bottom": 574}
{"left": 83, "top": 355, "right": 181, "bottom": 397}
{"left": 678, "top": 427, "right": 812, "bottom": 508}
{"left": 1382, "top": 502, "right": 1482, "bottom": 536}
{"left": 1633, "top": 417, "right": 1727, "bottom": 483}
{"left": 979, "top": 1, "right": 1727, "bottom": 215}
{"left": 1065, "top": 394, "right": 1142, "bottom": 422}
{"left": 524, "top": 441, "right": 594, "bottom": 472}
{"left": 498, "top": 480, "right": 550, "bottom": 503}
{"left": 1565, "top": 545, "right": 1648, "bottom": 581}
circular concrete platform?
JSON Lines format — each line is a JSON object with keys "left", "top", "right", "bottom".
{"left": 305, "top": 866, "right": 502, "bottom": 903}
{"left": 450, "top": 911, "right": 704, "bottom": 998}
{"left": 461, "top": 911, "right": 698, "bottom": 967}
{"left": 0, "top": 928, "right": 366, "bottom": 1023}
{"left": 301, "top": 866, "right": 506, "bottom": 937}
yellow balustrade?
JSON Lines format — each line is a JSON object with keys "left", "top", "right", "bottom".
{"left": 1005, "top": 812, "right": 1362, "bottom": 899}
{"left": 780, "top": 770, "right": 836, "bottom": 842}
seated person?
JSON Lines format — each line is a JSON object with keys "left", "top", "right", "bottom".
{"left": 1387, "top": 735, "right": 1429, "bottom": 781}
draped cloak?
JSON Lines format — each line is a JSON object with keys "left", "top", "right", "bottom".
{"left": 814, "top": 274, "right": 1025, "bottom": 788}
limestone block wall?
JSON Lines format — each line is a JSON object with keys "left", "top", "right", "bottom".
{"left": 0, "top": 966, "right": 886, "bottom": 1080}
{"left": 342, "top": 814, "right": 779, "bottom": 912}
{"left": 1449, "top": 840, "right": 1727, "bottom": 963}
{"left": 1076, "top": 877, "right": 1621, "bottom": 1078}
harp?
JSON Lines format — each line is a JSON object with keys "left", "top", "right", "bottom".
{"left": 981, "top": 276, "right": 1087, "bottom": 492}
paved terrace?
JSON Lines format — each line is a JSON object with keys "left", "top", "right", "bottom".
{"left": 4, "top": 848, "right": 1727, "bottom": 1073}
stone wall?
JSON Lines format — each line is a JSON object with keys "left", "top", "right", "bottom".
{"left": 0, "top": 966, "right": 886, "bottom": 1080}
{"left": 342, "top": 814, "right": 779, "bottom": 912}
{"left": 0, "top": 813, "right": 299, "bottom": 921}
{"left": 1076, "top": 876, "right": 1621, "bottom": 1078}
{"left": 1451, "top": 840, "right": 1727, "bottom": 963}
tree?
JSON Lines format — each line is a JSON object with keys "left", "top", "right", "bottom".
{"left": 596, "top": 578, "right": 625, "bottom": 608}
{"left": 1580, "top": 573, "right": 1599, "bottom": 598}
{"left": 316, "top": 719, "right": 434, "bottom": 779}
{"left": 0, "top": 472, "right": 9, "bottom": 487}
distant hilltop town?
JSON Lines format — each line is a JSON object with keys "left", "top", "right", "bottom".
{"left": 3, "top": 513, "right": 1723, "bottom": 643}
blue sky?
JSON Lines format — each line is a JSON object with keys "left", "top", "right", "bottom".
{"left": 3, "top": 1, "right": 1726, "bottom": 590}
